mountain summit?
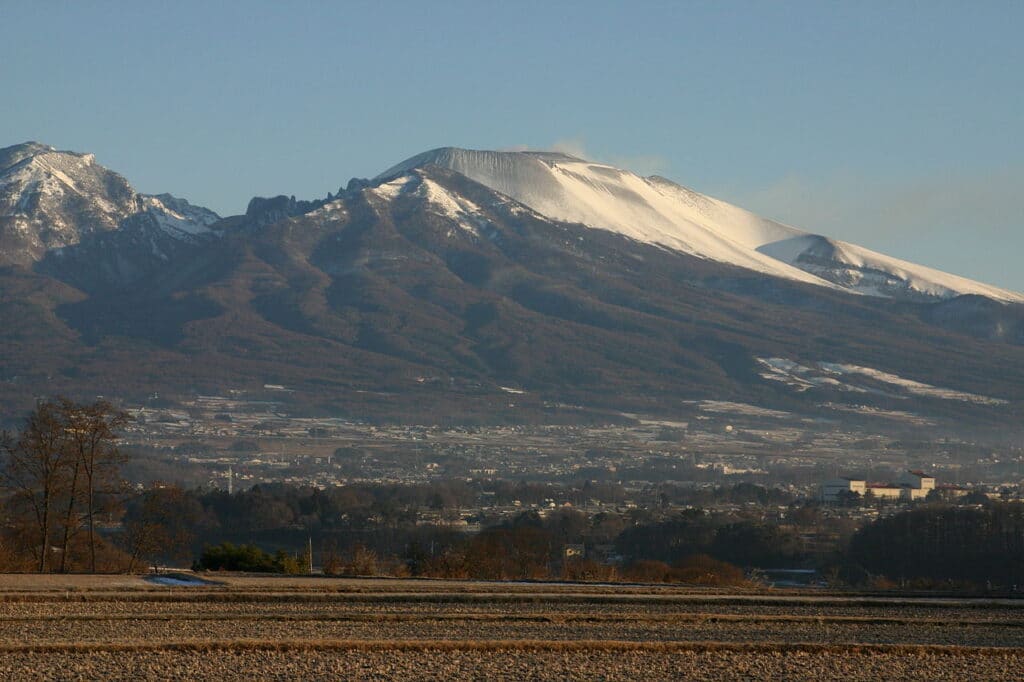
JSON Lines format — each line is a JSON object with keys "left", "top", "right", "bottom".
{"left": 0, "top": 142, "right": 219, "bottom": 267}
{"left": 379, "top": 148, "right": 1024, "bottom": 303}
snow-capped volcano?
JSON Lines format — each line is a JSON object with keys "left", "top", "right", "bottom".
{"left": 0, "top": 142, "right": 219, "bottom": 266}
{"left": 380, "top": 148, "right": 1024, "bottom": 303}
{"left": 2, "top": 140, "right": 1023, "bottom": 429}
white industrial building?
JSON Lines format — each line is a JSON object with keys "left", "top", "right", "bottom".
{"left": 821, "top": 477, "right": 867, "bottom": 502}
{"left": 822, "top": 470, "right": 937, "bottom": 503}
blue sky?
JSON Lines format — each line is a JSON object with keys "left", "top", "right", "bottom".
{"left": 3, "top": 1, "right": 1022, "bottom": 289}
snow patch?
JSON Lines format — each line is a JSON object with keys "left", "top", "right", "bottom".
{"left": 145, "top": 573, "right": 217, "bottom": 587}
{"left": 759, "top": 357, "right": 1007, "bottom": 405}
{"left": 696, "top": 400, "right": 794, "bottom": 419}
{"left": 370, "top": 174, "right": 417, "bottom": 200}
{"left": 141, "top": 197, "right": 213, "bottom": 237}
{"left": 822, "top": 403, "right": 935, "bottom": 426}
{"left": 757, "top": 358, "right": 867, "bottom": 393}
{"left": 306, "top": 199, "right": 348, "bottom": 219}
{"left": 369, "top": 173, "right": 489, "bottom": 236}
{"left": 417, "top": 178, "right": 487, "bottom": 235}
{"left": 759, "top": 235, "right": 1023, "bottom": 302}
{"left": 40, "top": 165, "right": 82, "bottom": 195}
{"left": 819, "top": 362, "right": 1007, "bottom": 405}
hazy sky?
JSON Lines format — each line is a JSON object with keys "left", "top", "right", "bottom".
{"left": 3, "top": 2, "right": 1022, "bottom": 289}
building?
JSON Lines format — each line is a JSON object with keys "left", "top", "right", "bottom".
{"left": 821, "top": 478, "right": 867, "bottom": 502}
{"left": 563, "top": 544, "right": 586, "bottom": 560}
{"left": 865, "top": 483, "right": 904, "bottom": 501}
{"left": 822, "top": 471, "right": 938, "bottom": 503}
{"left": 897, "top": 470, "right": 936, "bottom": 493}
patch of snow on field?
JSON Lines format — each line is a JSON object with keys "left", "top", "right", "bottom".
{"left": 760, "top": 357, "right": 1006, "bottom": 405}
{"left": 638, "top": 419, "right": 689, "bottom": 428}
{"left": 819, "top": 363, "right": 1007, "bottom": 405}
{"left": 821, "top": 403, "right": 935, "bottom": 426}
{"left": 697, "top": 401, "right": 793, "bottom": 419}
{"left": 145, "top": 573, "right": 215, "bottom": 587}
{"left": 757, "top": 358, "right": 864, "bottom": 393}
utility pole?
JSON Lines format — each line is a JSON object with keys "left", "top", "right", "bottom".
{"left": 308, "top": 535, "right": 314, "bottom": 574}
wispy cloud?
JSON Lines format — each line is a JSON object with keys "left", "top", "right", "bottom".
{"left": 548, "top": 137, "right": 669, "bottom": 175}
{"left": 607, "top": 153, "right": 669, "bottom": 177}
{"left": 730, "top": 167, "right": 1024, "bottom": 240}
{"left": 550, "top": 137, "right": 589, "bottom": 159}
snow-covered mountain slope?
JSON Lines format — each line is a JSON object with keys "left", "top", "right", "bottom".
{"left": 380, "top": 148, "right": 1024, "bottom": 303}
{"left": 756, "top": 235, "right": 1021, "bottom": 302}
{"left": 0, "top": 142, "right": 219, "bottom": 265}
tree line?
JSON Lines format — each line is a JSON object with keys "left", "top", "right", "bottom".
{"left": 848, "top": 504, "right": 1024, "bottom": 588}
{"left": 150, "top": 484, "right": 1019, "bottom": 590}
{"left": 2, "top": 399, "right": 1022, "bottom": 590}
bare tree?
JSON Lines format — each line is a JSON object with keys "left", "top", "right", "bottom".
{"left": 57, "top": 449, "right": 83, "bottom": 573}
{"left": 1, "top": 402, "right": 74, "bottom": 572}
{"left": 62, "top": 399, "right": 128, "bottom": 572}
{"left": 121, "top": 484, "right": 196, "bottom": 573}
{"left": 1, "top": 398, "right": 129, "bottom": 573}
